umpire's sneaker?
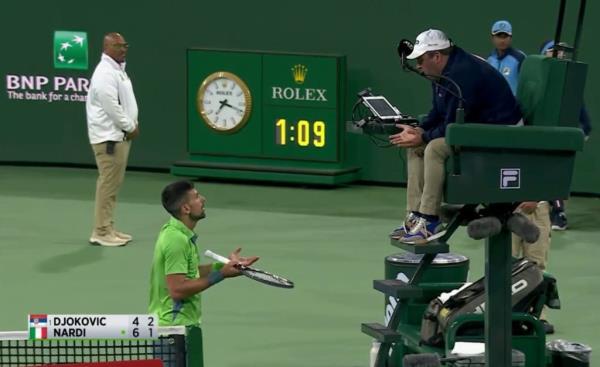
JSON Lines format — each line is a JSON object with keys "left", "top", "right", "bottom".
{"left": 390, "top": 212, "right": 419, "bottom": 239}
{"left": 399, "top": 216, "right": 445, "bottom": 245}
{"left": 89, "top": 234, "right": 128, "bottom": 247}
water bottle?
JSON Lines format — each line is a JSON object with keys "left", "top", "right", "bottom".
{"left": 369, "top": 340, "right": 380, "bottom": 367}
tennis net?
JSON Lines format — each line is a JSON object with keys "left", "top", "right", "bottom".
{"left": 0, "top": 327, "right": 186, "bottom": 367}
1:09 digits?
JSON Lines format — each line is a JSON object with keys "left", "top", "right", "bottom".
{"left": 275, "top": 119, "right": 325, "bottom": 147}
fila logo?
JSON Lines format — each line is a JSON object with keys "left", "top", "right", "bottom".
{"left": 500, "top": 168, "right": 520, "bottom": 189}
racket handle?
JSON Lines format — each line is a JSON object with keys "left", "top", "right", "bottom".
{"left": 204, "top": 250, "right": 231, "bottom": 264}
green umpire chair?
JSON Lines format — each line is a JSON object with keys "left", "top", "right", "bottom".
{"left": 362, "top": 55, "right": 586, "bottom": 367}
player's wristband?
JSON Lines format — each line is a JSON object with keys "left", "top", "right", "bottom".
{"left": 207, "top": 270, "right": 224, "bottom": 286}
{"left": 211, "top": 262, "right": 224, "bottom": 271}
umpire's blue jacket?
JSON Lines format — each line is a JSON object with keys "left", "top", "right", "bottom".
{"left": 420, "top": 46, "right": 522, "bottom": 143}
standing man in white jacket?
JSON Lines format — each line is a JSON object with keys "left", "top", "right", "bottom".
{"left": 86, "top": 32, "right": 140, "bottom": 247}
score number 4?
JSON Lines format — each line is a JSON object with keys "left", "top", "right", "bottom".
{"left": 132, "top": 315, "right": 154, "bottom": 338}
{"left": 275, "top": 119, "right": 325, "bottom": 148}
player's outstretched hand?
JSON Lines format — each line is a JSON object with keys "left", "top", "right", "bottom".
{"left": 229, "top": 247, "right": 259, "bottom": 267}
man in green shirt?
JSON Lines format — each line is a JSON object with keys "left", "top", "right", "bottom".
{"left": 148, "top": 180, "right": 258, "bottom": 364}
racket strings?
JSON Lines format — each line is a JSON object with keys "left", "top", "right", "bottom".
{"left": 242, "top": 268, "right": 294, "bottom": 288}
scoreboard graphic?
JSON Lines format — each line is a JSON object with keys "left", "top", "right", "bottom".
{"left": 28, "top": 314, "right": 158, "bottom": 340}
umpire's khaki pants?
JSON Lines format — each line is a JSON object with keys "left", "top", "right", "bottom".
{"left": 512, "top": 202, "right": 551, "bottom": 320}
{"left": 91, "top": 141, "right": 131, "bottom": 237}
{"left": 406, "top": 138, "right": 451, "bottom": 216}
{"left": 512, "top": 202, "right": 551, "bottom": 271}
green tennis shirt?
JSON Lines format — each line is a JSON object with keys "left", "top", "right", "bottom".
{"left": 148, "top": 217, "right": 202, "bottom": 327}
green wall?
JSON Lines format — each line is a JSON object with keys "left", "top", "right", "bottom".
{"left": 1, "top": 0, "right": 598, "bottom": 193}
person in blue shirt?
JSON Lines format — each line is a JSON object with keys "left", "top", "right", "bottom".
{"left": 539, "top": 40, "right": 592, "bottom": 231}
{"left": 487, "top": 20, "right": 526, "bottom": 95}
{"left": 389, "top": 29, "right": 522, "bottom": 244}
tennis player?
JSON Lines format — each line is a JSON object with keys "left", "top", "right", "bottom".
{"left": 148, "top": 180, "right": 258, "bottom": 365}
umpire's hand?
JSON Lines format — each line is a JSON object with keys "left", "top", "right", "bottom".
{"left": 126, "top": 125, "right": 140, "bottom": 140}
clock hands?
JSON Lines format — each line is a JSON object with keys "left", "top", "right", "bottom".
{"left": 218, "top": 99, "right": 244, "bottom": 113}
{"left": 227, "top": 103, "right": 244, "bottom": 113}
{"left": 215, "top": 101, "right": 226, "bottom": 115}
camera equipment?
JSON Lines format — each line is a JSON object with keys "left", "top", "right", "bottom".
{"left": 351, "top": 88, "right": 418, "bottom": 136}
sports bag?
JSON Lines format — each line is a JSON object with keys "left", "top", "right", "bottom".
{"left": 420, "top": 258, "right": 545, "bottom": 346}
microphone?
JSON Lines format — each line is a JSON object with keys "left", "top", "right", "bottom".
{"left": 397, "top": 39, "right": 414, "bottom": 70}
{"left": 507, "top": 213, "right": 540, "bottom": 243}
{"left": 431, "top": 74, "right": 465, "bottom": 123}
{"left": 466, "top": 216, "right": 502, "bottom": 240}
{"left": 397, "top": 39, "right": 427, "bottom": 76}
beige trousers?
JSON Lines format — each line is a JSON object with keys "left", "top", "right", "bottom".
{"left": 512, "top": 202, "right": 551, "bottom": 271}
{"left": 512, "top": 202, "right": 551, "bottom": 319}
{"left": 91, "top": 141, "right": 131, "bottom": 236}
{"left": 406, "top": 138, "right": 452, "bottom": 216}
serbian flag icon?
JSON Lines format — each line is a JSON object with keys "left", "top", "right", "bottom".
{"left": 29, "top": 314, "right": 48, "bottom": 340}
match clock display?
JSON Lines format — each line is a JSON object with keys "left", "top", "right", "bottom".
{"left": 196, "top": 71, "right": 252, "bottom": 133}
{"left": 263, "top": 106, "right": 337, "bottom": 161}
{"left": 275, "top": 119, "right": 326, "bottom": 147}
{"left": 179, "top": 50, "right": 356, "bottom": 185}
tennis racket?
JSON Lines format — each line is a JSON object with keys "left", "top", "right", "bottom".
{"left": 204, "top": 250, "right": 294, "bottom": 289}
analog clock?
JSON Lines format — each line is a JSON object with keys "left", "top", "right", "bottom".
{"left": 196, "top": 71, "right": 252, "bottom": 133}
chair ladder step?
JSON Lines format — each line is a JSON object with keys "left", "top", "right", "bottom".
{"left": 373, "top": 279, "right": 424, "bottom": 298}
{"left": 361, "top": 323, "right": 403, "bottom": 343}
{"left": 390, "top": 239, "right": 449, "bottom": 254}
{"left": 373, "top": 280, "right": 467, "bottom": 299}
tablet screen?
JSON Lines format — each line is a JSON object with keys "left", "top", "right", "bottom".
{"left": 362, "top": 97, "right": 400, "bottom": 119}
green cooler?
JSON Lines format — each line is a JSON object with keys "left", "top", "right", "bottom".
{"left": 383, "top": 253, "right": 469, "bottom": 366}
{"left": 384, "top": 252, "right": 470, "bottom": 326}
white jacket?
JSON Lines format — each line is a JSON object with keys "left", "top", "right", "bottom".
{"left": 86, "top": 53, "right": 138, "bottom": 144}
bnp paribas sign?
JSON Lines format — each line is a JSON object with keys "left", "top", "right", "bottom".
{"left": 5, "top": 30, "right": 90, "bottom": 103}
{"left": 53, "top": 31, "right": 89, "bottom": 70}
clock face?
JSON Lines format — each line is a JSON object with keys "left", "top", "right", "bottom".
{"left": 197, "top": 71, "right": 252, "bottom": 133}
